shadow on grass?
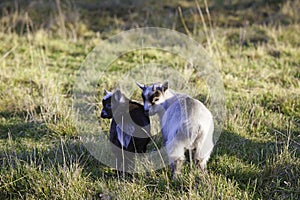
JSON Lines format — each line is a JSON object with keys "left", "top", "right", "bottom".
{"left": 0, "top": 108, "right": 138, "bottom": 180}
{"left": 0, "top": 110, "right": 50, "bottom": 140}
{"left": 1, "top": 107, "right": 298, "bottom": 198}
{"left": 210, "top": 130, "right": 299, "bottom": 199}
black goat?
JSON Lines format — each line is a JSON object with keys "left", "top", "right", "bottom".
{"left": 101, "top": 89, "right": 151, "bottom": 171}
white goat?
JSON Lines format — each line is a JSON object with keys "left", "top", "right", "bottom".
{"left": 137, "top": 81, "right": 214, "bottom": 178}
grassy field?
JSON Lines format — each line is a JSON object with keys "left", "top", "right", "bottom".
{"left": 0, "top": 0, "right": 299, "bottom": 199}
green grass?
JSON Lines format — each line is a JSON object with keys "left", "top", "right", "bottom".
{"left": 0, "top": 0, "right": 299, "bottom": 199}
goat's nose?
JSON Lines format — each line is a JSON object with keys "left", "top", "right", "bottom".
{"left": 100, "top": 110, "right": 107, "bottom": 118}
{"left": 144, "top": 103, "right": 150, "bottom": 111}
{"left": 144, "top": 109, "right": 149, "bottom": 116}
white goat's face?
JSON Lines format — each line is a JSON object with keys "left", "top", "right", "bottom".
{"left": 136, "top": 81, "right": 168, "bottom": 116}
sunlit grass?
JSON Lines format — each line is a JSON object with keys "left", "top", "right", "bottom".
{"left": 0, "top": 0, "right": 299, "bottom": 199}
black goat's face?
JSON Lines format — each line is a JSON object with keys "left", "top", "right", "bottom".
{"left": 136, "top": 81, "right": 168, "bottom": 116}
{"left": 101, "top": 89, "right": 113, "bottom": 118}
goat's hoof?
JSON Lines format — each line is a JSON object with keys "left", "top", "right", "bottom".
{"left": 172, "top": 172, "right": 182, "bottom": 180}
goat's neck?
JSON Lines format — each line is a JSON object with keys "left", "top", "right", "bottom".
{"left": 157, "top": 90, "right": 177, "bottom": 119}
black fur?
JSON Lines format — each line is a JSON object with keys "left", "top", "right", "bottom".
{"left": 101, "top": 90, "right": 151, "bottom": 171}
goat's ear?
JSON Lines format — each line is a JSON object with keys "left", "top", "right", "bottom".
{"left": 114, "top": 90, "right": 126, "bottom": 103}
{"left": 162, "top": 81, "right": 168, "bottom": 92}
{"left": 136, "top": 81, "right": 145, "bottom": 90}
{"left": 104, "top": 89, "right": 111, "bottom": 95}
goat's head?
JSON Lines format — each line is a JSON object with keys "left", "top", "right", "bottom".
{"left": 101, "top": 89, "right": 127, "bottom": 118}
{"left": 136, "top": 81, "right": 168, "bottom": 116}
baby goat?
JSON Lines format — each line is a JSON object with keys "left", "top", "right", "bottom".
{"left": 101, "top": 89, "right": 151, "bottom": 171}
{"left": 137, "top": 81, "right": 214, "bottom": 178}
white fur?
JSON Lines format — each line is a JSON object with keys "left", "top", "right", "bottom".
{"left": 140, "top": 83, "right": 214, "bottom": 169}
{"left": 116, "top": 124, "right": 135, "bottom": 148}
{"left": 162, "top": 94, "right": 214, "bottom": 164}
{"left": 103, "top": 91, "right": 113, "bottom": 100}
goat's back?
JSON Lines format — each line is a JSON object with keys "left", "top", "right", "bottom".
{"left": 161, "top": 95, "right": 213, "bottom": 144}
{"left": 110, "top": 100, "right": 151, "bottom": 153}
{"left": 128, "top": 101, "right": 150, "bottom": 128}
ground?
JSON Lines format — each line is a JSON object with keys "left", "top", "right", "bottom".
{"left": 0, "top": 0, "right": 299, "bottom": 199}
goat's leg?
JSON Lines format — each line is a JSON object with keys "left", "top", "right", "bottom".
{"left": 194, "top": 157, "right": 208, "bottom": 172}
{"left": 165, "top": 137, "right": 186, "bottom": 179}
{"left": 194, "top": 148, "right": 212, "bottom": 172}
{"left": 194, "top": 132, "right": 214, "bottom": 172}
{"left": 171, "top": 159, "right": 184, "bottom": 179}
